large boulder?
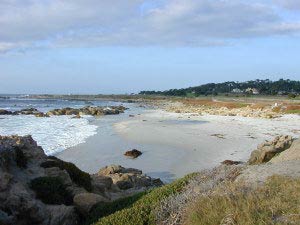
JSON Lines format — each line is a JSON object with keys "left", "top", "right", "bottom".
{"left": 73, "top": 193, "right": 109, "bottom": 216}
{"left": 248, "top": 135, "right": 293, "bottom": 165}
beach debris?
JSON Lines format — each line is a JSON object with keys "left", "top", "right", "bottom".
{"left": 211, "top": 134, "right": 226, "bottom": 139}
{"left": 124, "top": 149, "right": 142, "bottom": 158}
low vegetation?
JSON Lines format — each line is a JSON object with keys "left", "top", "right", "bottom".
{"left": 184, "top": 175, "right": 300, "bottom": 225}
{"left": 30, "top": 176, "right": 73, "bottom": 205}
{"left": 91, "top": 173, "right": 196, "bottom": 225}
{"left": 40, "top": 156, "right": 92, "bottom": 191}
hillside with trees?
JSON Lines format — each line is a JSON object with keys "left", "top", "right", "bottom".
{"left": 139, "top": 79, "right": 300, "bottom": 97}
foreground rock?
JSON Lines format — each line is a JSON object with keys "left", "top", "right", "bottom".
{"left": 97, "top": 165, "right": 163, "bottom": 198}
{"left": 124, "top": 149, "right": 142, "bottom": 158}
{"left": 0, "top": 136, "right": 162, "bottom": 225}
{"left": 248, "top": 135, "right": 293, "bottom": 165}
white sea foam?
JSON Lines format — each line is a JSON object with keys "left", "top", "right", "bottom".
{"left": 0, "top": 115, "right": 98, "bottom": 155}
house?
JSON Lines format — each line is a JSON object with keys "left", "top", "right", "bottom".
{"left": 245, "top": 88, "right": 259, "bottom": 95}
{"left": 231, "top": 88, "right": 243, "bottom": 93}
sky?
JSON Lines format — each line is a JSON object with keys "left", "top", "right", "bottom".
{"left": 0, "top": 0, "right": 300, "bottom": 94}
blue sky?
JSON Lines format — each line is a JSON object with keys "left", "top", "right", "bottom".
{"left": 0, "top": 0, "right": 300, "bottom": 94}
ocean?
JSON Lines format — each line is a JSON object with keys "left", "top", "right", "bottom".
{"left": 0, "top": 95, "right": 124, "bottom": 155}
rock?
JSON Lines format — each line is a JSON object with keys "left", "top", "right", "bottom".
{"left": 270, "top": 138, "right": 300, "bottom": 163}
{"left": 46, "top": 205, "right": 78, "bottom": 225}
{"left": 124, "top": 149, "right": 142, "bottom": 159}
{"left": 248, "top": 135, "right": 293, "bottom": 165}
{"left": 0, "top": 172, "right": 12, "bottom": 191}
{"left": 221, "top": 160, "right": 243, "bottom": 166}
{"left": 0, "top": 109, "right": 13, "bottom": 115}
{"left": 91, "top": 175, "right": 113, "bottom": 194}
{"left": 73, "top": 193, "right": 108, "bottom": 215}
{"left": 129, "top": 114, "right": 135, "bottom": 117}
{"left": 110, "top": 173, "right": 134, "bottom": 190}
{"left": 44, "top": 167, "right": 73, "bottom": 186}
{"left": 71, "top": 114, "right": 81, "bottom": 119}
{"left": 97, "top": 165, "right": 124, "bottom": 176}
{"left": 97, "top": 165, "right": 162, "bottom": 191}
{"left": 0, "top": 209, "right": 13, "bottom": 225}
{"left": 0, "top": 136, "right": 162, "bottom": 224}
{"left": 35, "top": 112, "right": 49, "bottom": 117}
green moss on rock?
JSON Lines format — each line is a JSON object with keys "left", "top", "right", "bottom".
{"left": 30, "top": 176, "right": 73, "bottom": 205}
{"left": 40, "top": 156, "right": 92, "bottom": 191}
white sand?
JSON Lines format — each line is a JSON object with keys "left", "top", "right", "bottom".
{"left": 58, "top": 108, "right": 300, "bottom": 182}
{"left": 114, "top": 110, "right": 300, "bottom": 180}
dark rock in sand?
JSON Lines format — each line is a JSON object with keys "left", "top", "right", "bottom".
{"left": 221, "top": 160, "right": 243, "bottom": 166}
{"left": 124, "top": 149, "right": 142, "bottom": 158}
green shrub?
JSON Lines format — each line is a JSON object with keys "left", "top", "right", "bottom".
{"left": 93, "top": 173, "right": 197, "bottom": 225}
{"left": 288, "top": 93, "right": 297, "bottom": 99}
{"left": 30, "top": 177, "right": 73, "bottom": 205}
{"left": 40, "top": 156, "right": 92, "bottom": 191}
{"left": 15, "top": 147, "right": 27, "bottom": 168}
{"left": 86, "top": 192, "right": 147, "bottom": 225}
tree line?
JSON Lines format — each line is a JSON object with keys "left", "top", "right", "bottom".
{"left": 139, "top": 79, "right": 300, "bottom": 97}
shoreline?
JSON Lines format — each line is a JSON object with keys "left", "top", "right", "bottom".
{"left": 58, "top": 107, "right": 300, "bottom": 182}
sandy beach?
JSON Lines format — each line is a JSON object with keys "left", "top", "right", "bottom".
{"left": 58, "top": 107, "right": 300, "bottom": 182}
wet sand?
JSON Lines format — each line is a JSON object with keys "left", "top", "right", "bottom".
{"left": 58, "top": 108, "right": 300, "bottom": 182}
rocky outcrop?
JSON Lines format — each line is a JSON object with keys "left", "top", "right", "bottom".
{"left": 96, "top": 165, "right": 163, "bottom": 198}
{"left": 248, "top": 135, "right": 293, "bottom": 165}
{"left": 46, "top": 106, "right": 127, "bottom": 116}
{"left": 0, "top": 105, "right": 127, "bottom": 117}
{"left": 0, "top": 135, "right": 162, "bottom": 225}
{"left": 270, "top": 138, "right": 300, "bottom": 163}
{"left": 124, "top": 149, "right": 142, "bottom": 158}
{"left": 166, "top": 102, "right": 281, "bottom": 119}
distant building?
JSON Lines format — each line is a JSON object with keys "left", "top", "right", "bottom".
{"left": 245, "top": 88, "right": 259, "bottom": 95}
{"left": 231, "top": 88, "right": 243, "bottom": 93}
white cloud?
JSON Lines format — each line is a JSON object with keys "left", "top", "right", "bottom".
{"left": 0, "top": 0, "right": 300, "bottom": 52}
{"left": 274, "top": 0, "right": 300, "bottom": 11}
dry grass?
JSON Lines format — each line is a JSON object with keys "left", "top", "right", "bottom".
{"left": 184, "top": 175, "right": 300, "bottom": 225}
{"left": 178, "top": 99, "right": 250, "bottom": 109}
